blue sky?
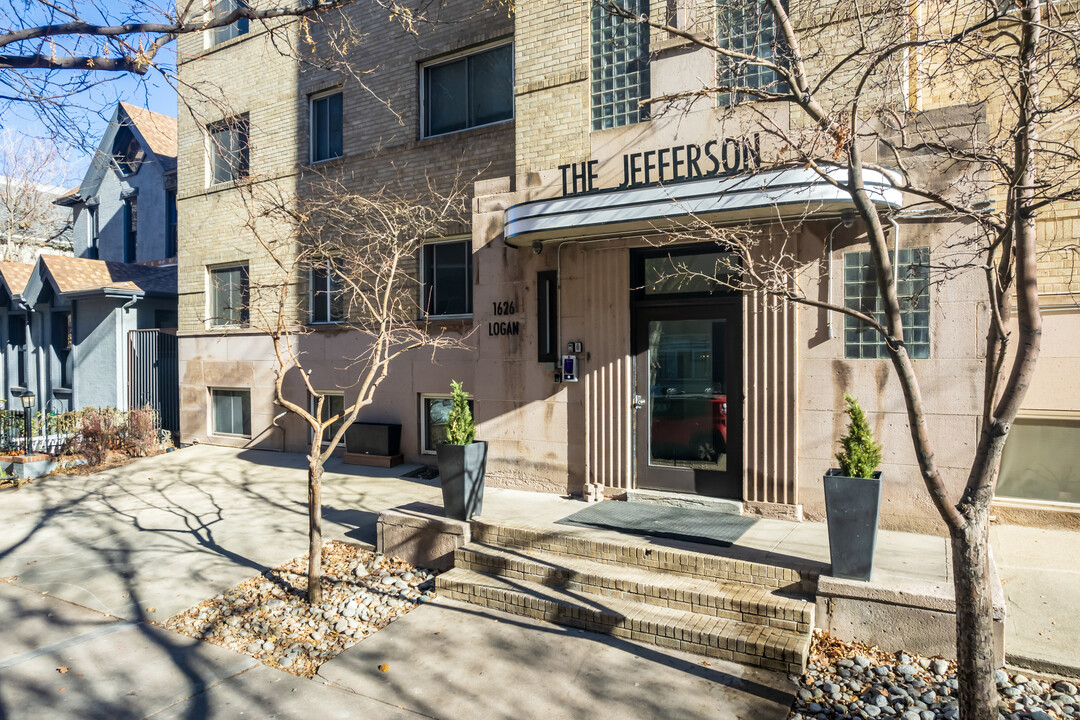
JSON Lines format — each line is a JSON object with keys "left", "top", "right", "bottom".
{"left": 1, "top": 0, "right": 179, "bottom": 186}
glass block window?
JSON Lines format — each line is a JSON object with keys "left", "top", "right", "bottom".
{"left": 844, "top": 248, "right": 930, "bottom": 359}
{"left": 591, "top": 0, "right": 650, "bottom": 131}
{"left": 716, "top": 0, "right": 786, "bottom": 106}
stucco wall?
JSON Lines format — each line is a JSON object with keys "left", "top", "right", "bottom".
{"left": 72, "top": 154, "right": 171, "bottom": 263}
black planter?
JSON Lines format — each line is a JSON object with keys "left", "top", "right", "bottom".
{"left": 345, "top": 423, "right": 402, "bottom": 456}
{"left": 823, "top": 469, "right": 883, "bottom": 582}
{"left": 436, "top": 441, "right": 488, "bottom": 521}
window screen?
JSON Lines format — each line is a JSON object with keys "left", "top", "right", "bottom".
{"left": 422, "top": 240, "right": 472, "bottom": 316}
{"left": 211, "top": 388, "right": 251, "bottom": 436}
{"left": 210, "top": 265, "right": 250, "bottom": 327}
{"left": 209, "top": 116, "right": 249, "bottom": 185}
{"left": 311, "top": 92, "right": 343, "bottom": 162}
{"left": 423, "top": 43, "right": 513, "bottom": 137}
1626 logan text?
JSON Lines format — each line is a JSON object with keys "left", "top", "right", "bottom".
{"left": 558, "top": 133, "right": 762, "bottom": 197}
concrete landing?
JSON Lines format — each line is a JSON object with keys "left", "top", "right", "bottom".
{"left": 318, "top": 596, "right": 796, "bottom": 720}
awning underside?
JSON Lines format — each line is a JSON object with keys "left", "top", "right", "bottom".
{"left": 503, "top": 167, "right": 902, "bottom": 246}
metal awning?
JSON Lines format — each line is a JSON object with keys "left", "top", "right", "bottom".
{"left": 503, "top": 166, "right": 902, "bottom": 246}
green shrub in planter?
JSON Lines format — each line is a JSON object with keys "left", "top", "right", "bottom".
{"left": 436, "top": 380, "right": 487, "bottom": 521}
{"left": 835, "top": 393, "right": 882, "bottom": 479}
{"left": 825, "top": 393, "right": 884, "bottom": 581}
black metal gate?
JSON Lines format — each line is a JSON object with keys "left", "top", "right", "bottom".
{"left": 128, "top": 329, "right": 179, "bottom": 436}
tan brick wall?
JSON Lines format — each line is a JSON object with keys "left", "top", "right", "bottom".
{"left": 177, "top": 0, "right": 515, "bottom": 448}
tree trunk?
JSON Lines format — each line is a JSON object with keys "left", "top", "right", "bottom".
{"left": 307, "top": 459, "right": 323, "bottom": 605}
{"left": 950, "top": 508, "right": 998, "bottom": 720}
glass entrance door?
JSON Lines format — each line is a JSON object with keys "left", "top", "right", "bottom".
{"left": 633, "top": 303, "right": 741, "bottom": 497}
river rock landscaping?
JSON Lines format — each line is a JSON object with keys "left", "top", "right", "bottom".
{"left": 159, "top": 540, "right": 436, "bottom": 678}
{"left": 792, "top": 632, "right": 1080, "bottom": 720}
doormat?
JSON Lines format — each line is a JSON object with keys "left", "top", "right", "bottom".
{"left": 401, "top": 466, "right": 439, "bottom": 481}
{"left": 555, "top": 501, "right": 756, "bottom": 548}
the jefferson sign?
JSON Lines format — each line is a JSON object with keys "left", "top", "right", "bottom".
{"left": 558, "top": 133, "right": 762, "bottom": 197}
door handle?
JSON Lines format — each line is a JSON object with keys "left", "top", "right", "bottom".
{"left": 632, "top": 394, "right": 646, "bottom": 410}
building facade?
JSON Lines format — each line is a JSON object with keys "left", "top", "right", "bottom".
{"left": 177, "top": 0, "right": 1080, "bottom": 533}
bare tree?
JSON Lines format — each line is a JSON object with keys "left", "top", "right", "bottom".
{"left": 230, "top": 172, "right": 471, "bottom": 604}
{"left": 594, "top": 0, "right": 1080, "bottom": 717}
{"left": 0, "top": 130, "right": 72, "bottom": 261}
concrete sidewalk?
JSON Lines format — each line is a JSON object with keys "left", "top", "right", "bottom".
{"left": 0, "top": 582, "right": 425, "bottom": 719}
{"left": 0, "top": 443, "right": 1075, "bottom": 720}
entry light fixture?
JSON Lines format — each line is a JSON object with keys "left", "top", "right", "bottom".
{"left": 20, "top": 392, "right": 35, "bottom": 409}
{"left": 531, "top": 239, "right": 543, "bottom": 255}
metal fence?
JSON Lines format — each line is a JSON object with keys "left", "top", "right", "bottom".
{"left": 0, "top": 410, "right": 69, "bottom": 455}
{"left": 128, "top": 329, "right": 179, "bottom": 435}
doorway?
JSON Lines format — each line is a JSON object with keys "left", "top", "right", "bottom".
{"left": 631, "top": 250, "right": 742, "bottom": 498}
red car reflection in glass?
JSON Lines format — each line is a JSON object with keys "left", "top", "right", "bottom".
{"left": 650, "top": 393, "right": 727, "bottom": 463}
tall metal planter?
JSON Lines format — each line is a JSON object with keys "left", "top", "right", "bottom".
{"left": 437, "top": 441, "right": 488, "bottom": 521}
{"left": 823, "top": 469, "right": 883, "bottom": 581}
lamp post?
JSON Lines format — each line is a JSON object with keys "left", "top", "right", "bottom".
{"left": 20, "top": 392, "right": 35, "bottom": 456}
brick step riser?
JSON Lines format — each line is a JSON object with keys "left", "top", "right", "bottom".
{"left": 470, "top": 522, "right": 813, "bottom": 593}
{"left": 455, "top": 551, "right": 813, "bottom": 633}
{"left": 436, "top": 574, "right": 807, "bottom": 674}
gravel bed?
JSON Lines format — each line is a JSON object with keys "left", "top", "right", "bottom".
{"left": 793, "top": 631, "right": 1080, "bottom": 720}
{"left": 160, "top": 540, "right": 436, "bottom": 678}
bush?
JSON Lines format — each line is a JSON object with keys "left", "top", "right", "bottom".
{"left": 63, "top": 406, "right": 161, "bottom": 464}
{"left": 835, "top": 393, "right": 882, "bottom": 479}
{"left": 72, "top": 408, "right": 121, "bottom": 466}
{"left": 444, "top": 380, "right": 475, "bottom": 445}
{"left": 122, "top": 406, "right": 158, "bottom": 457}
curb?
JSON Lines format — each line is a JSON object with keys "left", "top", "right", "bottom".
{"left": 1006, "top": 654, "right": 1080, "bottom": 681}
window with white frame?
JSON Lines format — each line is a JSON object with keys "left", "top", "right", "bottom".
{"left": 311, "top": 392, "right": 345, "bottom": 443}
{"left": 844, "top": 248, "right": 930, "bottom": 359}
{"left": 208, "top": 115, "right": 249, "bottom": 185}
{"left": 209, "top": 264, "right": 249, "bottom": 327}
{"left": 208, "top": 0, "right": 249, "bottom": 46}
{"left": 422, "top": 42, "right": 513, "bottom": 138}
{"left": 716, "top": 0, "right": 787, "bottom": 106}
{"left": 420, "top": 393, "right": 474, "bottom": 454}
{"left": 422, "top": 238, "right": 472, "bottom": 317}
{"left": 210, "top": 388, "right": 251, "bottom": 436}
{"left": 591, "top": 0, "right": 650, "bottom": 131}
{"left": 310, "top": 91, "right": 343, "bottom": 163}
{"left": 310, "top": 257, "right": 344, "bottom": 324}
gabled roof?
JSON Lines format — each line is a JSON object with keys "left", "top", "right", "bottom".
{"left": 0, "top": 261, "right": 34, "bottom": 298}
{"left": 118, "top": 103, "right": 177, "bottom": 167}
{"left": 23, "top": 254, "right": 176, "bottom": 304}
{"left": 65, "top": 103, "right": 178, "bottom": 204}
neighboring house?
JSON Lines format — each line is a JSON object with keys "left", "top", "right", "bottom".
{"left": 0, "top": 177, "right": 74, "bottom": 262}
{"left": 175, "top": 1, "right": 1080, "bottom": 532}
{"left": 55, "top": 103, "right": 178, "bottom": 264}
{"left": 0, "top": 104, "right": 180, "bottom": 431}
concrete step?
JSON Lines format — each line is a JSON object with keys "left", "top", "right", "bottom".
{"left": 471, "top": 520, "right": 815, "bottom": 593}
{"left": 455, "top": 542, "right": 814, "bottom": 633}
{"left": 436, "top": 567, "right": 811, "bottom": 674}
{"left": 626, "top": 489, "right": 743, "bottom": 515}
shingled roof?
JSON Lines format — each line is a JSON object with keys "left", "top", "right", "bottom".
{"left": 0, "top": 261, "right": 34, "bottom": 297}
{"left": 35, "top": 255, "right": 176, "bottom": 298}
{"left": 118, "top": 102, "right": 177, "bottom": 170}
